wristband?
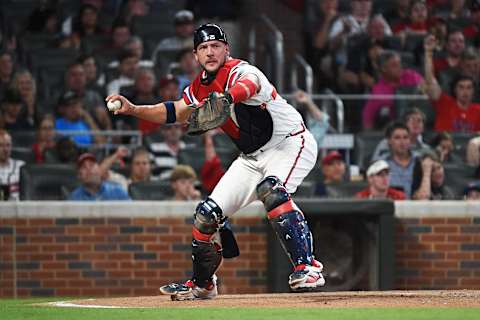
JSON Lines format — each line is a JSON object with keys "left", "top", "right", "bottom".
{"left": 165, "top": 101, "right": 176, "bottom": 124}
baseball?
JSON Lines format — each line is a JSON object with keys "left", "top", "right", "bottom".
{"left": 107, "top": 99, "right": 122, "bottom": 111}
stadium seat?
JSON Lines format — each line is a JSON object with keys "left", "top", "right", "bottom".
{"left": 11, "top": 131, "right": 36, "bottom": 148}
{"left": 353, "top": 131, "right": 385, "bottom": 171}
{"left": 128, "top": 180, "right": 172, "bottom": 200}
{"left": 20, "top": 164, "right": 79, "bottom": 200}
{"left": 178, "top": 146, "right": 237, "bottom": 174}
{"left": 292, "top": 181, "right": 315, "bottom": 198}
{"left": 11, "top": 148, "right": 35, "bottom": 164}
{"left": 444, "top": 164, "right": 477, "bottom": 199}
{"left": 325, "top": 181, "right": 369, "bottom": 199}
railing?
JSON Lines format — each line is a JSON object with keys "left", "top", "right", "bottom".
{"left": 248, "top": 14, "right": 285, "bottom": 93}
{"left": 290, "top": 54, "right": 314, "bottom": 95}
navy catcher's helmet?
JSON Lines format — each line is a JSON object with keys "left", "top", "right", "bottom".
{"left": 193, "top": 23, "right": 228, "bottom": 49}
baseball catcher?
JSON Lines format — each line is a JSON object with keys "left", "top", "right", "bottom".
{"left": 106, "top": 23, "right": 325, "bottom": 300}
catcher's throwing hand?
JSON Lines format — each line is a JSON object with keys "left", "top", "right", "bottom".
{"left": 105, "top": 94, "right": 135, "bottom": 115}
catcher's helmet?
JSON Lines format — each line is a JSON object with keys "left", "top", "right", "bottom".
{"left": 193, "top": 23, "right": 228, "bottom": 49}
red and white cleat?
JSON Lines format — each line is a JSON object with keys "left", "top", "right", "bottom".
{"left": 288, "top": 260, "right": 325, "bottom": 291}
{"left": 159, "top": 276, "right": 218, "bottom": 300}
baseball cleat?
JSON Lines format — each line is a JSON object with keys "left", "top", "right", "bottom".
{"left": 289, "top": 260, "right": 325, "bottom": 291}
{"left": 160, "top": 276, "right": 218, "bottom": 301}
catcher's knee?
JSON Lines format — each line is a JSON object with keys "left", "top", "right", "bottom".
{"left": 193, "top": 197, "right": 223, "bottom": 241}
{"left": 256, "top": 176, "right": 293, "bottom": 218}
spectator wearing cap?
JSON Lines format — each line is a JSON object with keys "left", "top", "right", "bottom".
{"left": 106, "top": 50, "right": 139, "bottom": 96}
{"left": 69, "top": 153, "right": 130, "bottom": 201}
{"left": 0, "top": 129, "right": 25, "bottom": 200}
{"left": 411, "top": 151, "right": 455, "bottom": 200}
{"left": 0, "top": 89, "right": 34, "bottom": 131}
{"left": 55, "top": 91, "right": 101, "bottom": 147}
{"left": 151, "top": 10, "right": 195, "bottom": 64}
{"left": 170, "top": 164, "right": 201, "bottom": 201}
{"left": 362, "top": 50, "right": 424, "bottom": 130}
{"left": 464, "top": 181, "right": 480, "bottom": 200}
{"left": 384, "top": 122, "right": 417, "bottom": 198}
{"left": 137, "top": 74, "right": 178, "bottom": 135}
{"left": 355, "top": 160, "right": 406, "bottom": 200}
{"left": 372, "top": 108, "right": 431, "bottom": 161}
{"left": 315, "top": 150, "right": 346, "bottom": 197}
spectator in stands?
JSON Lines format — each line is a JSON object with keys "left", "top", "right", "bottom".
{"left": 77, "top": 54, "right": 106, "bottom": 97}
{"left": 200, "top": 130, "right": 225, "bottom": 194}
{"left": 54, "top": 91, "right": 100, "bottom": 147}
{"left": 429, "top": 131, "right": 463, "bottom": 164}
{"left": 0, "top": 50, "right": 15, "bottom": 101}
{"left": 424, "top": 35, "right": 480, "bottom": 132}
{"left": 464, "top": 181, "right": 480, "bottom": 200}
{"left": 384, "top": 122, "right": 417, "bottom": 198}
{"left": 445, "top": 0, "right": 469, "bottom": 20}
{"left": 32, "top": 114, "right": 56, "bottom": 163}
{"left": 466, "top": 136, "right": 480, "bottom": 167}
{"left": 10, "top": 69, "right": 40, "bottom": 127}
{"left": 106, "top": 50, "right": 139, "bottom": 96}
{"left": 463, "top": 0, "right": 480, "bottom": 46}
{"left": 0, "top": 129, "right": 24, "bottom": 200}
{"left": 411, "top": 152, "right": 455, "bottom": 200}
{"left": 151, "top": 10, "right": 195, "bottom": 65}
{"left": 121, "top": 68, "right": 159, "bottom": 133}
{"left": 109, "top": 36, "right": 154, "bottom": 69}
{"left": 438, "top": 48, "right": 480, "bottom": 103}
{"left": 362, "top": 50, "right": 424, "bottom": 130}
{"left": 120, "top": 0, "right": 150, "bottom": 23}
{"left": 135, "top": 74, "right": 177, "bottom": 135}
{"left": 147, "top": 123, "right": 186, "bottom": 178}
{"left": 303, "top": 0, "right": 339, "bottom": 89}
{"left": 329, "top": 0, "right": 376, "bottom": 69}
{"left": 49, "top": 136, "right": 80, "bottom": 164}
{"left": 169, "top": 164, "right": 201, "bottom": 201}
{"left": 98, "top": 146, "right": 129, "bottom": 190}
{"left": 384, "top": 0, "right": 410, "bottom": 28}
{"left": 372, "top": 108, "right": 431, "bottom": 161}
{"left": 342, "top": 15, "right": 395, "bottom": 92}
{"left": 96, "top": 19, "right": 132, "bottom": 64}
{"left": 63, "top": 61, "right": 111, "bottom": 130}
{"left": 292, "top": 90, "right": 330, "bottom": 147}
{"left": 392, "top": 0, "right": 430, "bottom": 35}
{"left": 128, "top": 146, "right": 153, "bottom": 185}
{"left": 69, "top": 3, "right": 105, "bottom": 49}
{"left": 432, "top": 29, "right": 465, "bottom": 75}
{"left": 176, "top": 49, "right": 200, "bottom": 95}
{"left": 315, "top": 150, "right": 346, "bottom": 197}
{"left": 355, "top": 160, "right": 406, "bottom": 199}
{"left": 69, "top": 153, "right": 130, "bottom": 201}
{"left": 25, "top": 5, "right": 60, "bottom": 35}
{"left": 0, "top": 89, "right": 34, "bottom": 131}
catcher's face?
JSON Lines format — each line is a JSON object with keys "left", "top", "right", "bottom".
{"left": 194, "top": 40, "right": 229, "bottom": 73}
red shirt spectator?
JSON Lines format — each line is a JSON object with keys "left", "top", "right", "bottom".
{"left": 355, "top": 187, "right": 406, "bottom": 200}
{"left": 433, "top": 93, "right": 480, "bottom": 132}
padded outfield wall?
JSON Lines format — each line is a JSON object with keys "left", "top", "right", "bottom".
{"left": 0, "top": 201, "right": 479, "bottom": 297}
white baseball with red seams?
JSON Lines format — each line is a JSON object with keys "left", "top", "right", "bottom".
{"left": 107, "top": 100, "right": 122, "bottom": 111}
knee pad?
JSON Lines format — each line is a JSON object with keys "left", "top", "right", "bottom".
{"left": 256, "top": 176, "right": 290, "bottom": 212}
{"left": 193, "top": 197, "right": 223, "bottom": 240}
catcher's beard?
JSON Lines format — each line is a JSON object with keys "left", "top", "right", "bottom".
{"left": 200, "top": 54, "right": 230, "bottom": 85}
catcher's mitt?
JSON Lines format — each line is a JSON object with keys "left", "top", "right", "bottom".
{"left": 187, "top": 92, "right": 232, "bottom": 135}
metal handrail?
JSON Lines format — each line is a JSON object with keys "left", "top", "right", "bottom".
{"left": 282, "top": 93, "right": 430, "bottom": 100}
{"left": 248, "top": 14, "right": 285, "bottom": 92}
{"left": 324, "top": 89, "right": 345, "bottom": 133}
{"left": 291, "top": 54, "right": 314, "bottom": 95}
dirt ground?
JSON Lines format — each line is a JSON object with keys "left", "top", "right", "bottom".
{"left": 49, "top": 290, "right": 480, "bottom": 308}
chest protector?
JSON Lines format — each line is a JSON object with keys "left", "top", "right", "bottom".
{"left": 188, "top": 59, "right": 273, "bottom": 154}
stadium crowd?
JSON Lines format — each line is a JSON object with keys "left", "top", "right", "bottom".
{"left": 0, "top": 0, "right": 479, "bottom": 201}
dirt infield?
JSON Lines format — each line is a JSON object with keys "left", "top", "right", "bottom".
{"left": 48, "top": 290, "right": 480, "bottom": 308}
